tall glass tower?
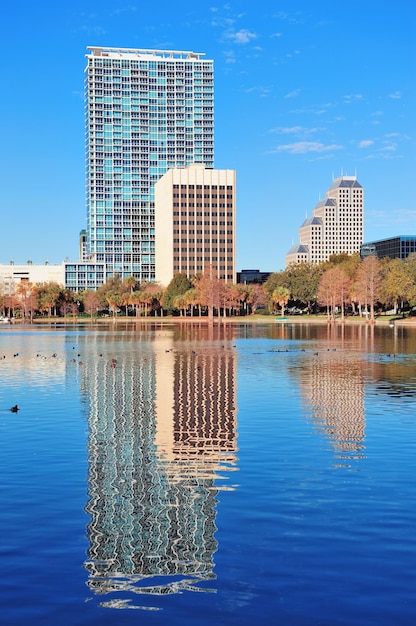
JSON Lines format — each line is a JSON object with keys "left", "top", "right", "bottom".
{"left": 85, "top": 47, "right": 214, "bottom": 283}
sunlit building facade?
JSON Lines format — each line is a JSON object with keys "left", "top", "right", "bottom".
{"left": 286, "top": 175, "right": 364, "bottom": 266}
{"left": 155, "top": 164, "right": 236, "bottom": 286}
{"left": 85, "top": 46, "right": 214, "bottom": 283}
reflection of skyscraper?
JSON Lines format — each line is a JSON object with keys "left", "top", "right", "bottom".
{"left": 81, "top": 334, "right": 237, "bottom": 597}
{"left": 296, "top": 352, "right": 366, "bottom": 461}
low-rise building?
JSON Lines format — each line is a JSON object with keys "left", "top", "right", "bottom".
{"left": 0, "top": 263, "right": 65, "bottom": 293}
{"left": 360, "top": 236, "right": 416, "bottom": 260}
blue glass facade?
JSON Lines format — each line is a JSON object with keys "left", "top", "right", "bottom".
{"left": 85, "top": 47, "right": 214, "bottom": 283}
{"left": 361, "top": 236, "right": 416, "bottom": 260}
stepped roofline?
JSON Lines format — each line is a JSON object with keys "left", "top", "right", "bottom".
{"left": 287, "top": 243, "right": 309, "bottom": 254}
{"left": 328, "top": 175, "right": 362, "bottom": 190}
{"left": 301, "top": 216, "right": 323, "bottom": 227}
{"left": 314, "top": 198, "right": 336, "bottom": 209}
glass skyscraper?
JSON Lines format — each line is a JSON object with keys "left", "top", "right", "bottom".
{"left": 85, "top": 46, "right": 214, "bottom": 283}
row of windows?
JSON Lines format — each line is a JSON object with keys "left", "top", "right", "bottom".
{"left": 173, "top": 221, "right": 233, "bottom": 227}
{"left": 174, "top": 256, "right": 233, "bottom": 263}
{"left": 90, "top": 59, "right": 213, "bottom": 70}
{"left": 173, "top": 204, "right": 233, "bottom": 210}
{"left": 173, "top": 184, "right": 231, "bottom": 190}
{"left": 174, "top": 248, "right": 232, "bottom": 253}
{"left": 173, "top": 193, "right": 231, "bottom": 198}
{"left": 173, "top": 238, "right": 233, "bottom": 244}
{"left": 173, "top": 211, "right": 233, "bottom": 217}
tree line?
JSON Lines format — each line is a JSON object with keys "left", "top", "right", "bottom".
{"left": 1, "top": 254, "right": 416, "bottom": 321}
{"left": 264, "top": 253, "right": 416, "bottom": 322}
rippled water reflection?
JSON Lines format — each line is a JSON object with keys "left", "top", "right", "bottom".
{"left": 0, "top": 322, "right": 415, "bottom": 625}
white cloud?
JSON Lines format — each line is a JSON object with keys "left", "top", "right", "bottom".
{"left": 223, "top": 50, "right": 236, "bottom": 64}
{"left": 270, "top": 126, "right": 319, "bottom": 136}
{"left": 389, "top": 91, "right": 401, "bottom": 99}
{"left": 284, "top": 88, "right": 301, "bottom": 99}
{"left": 271, "top": 126, "right": 304, "bottom": 134}
{"left": 343, "top": 94, "right": 363, "bottom": 103}
{"left": 275, "top": 141, "right": 342, "bottom": 154}
{"left": 226, "top": 29, "right": 257, "bottom": 44}
{"left": 244, "top": 85, "right": 271, "bottom": 97}
{"left": 359, "top": 140, "right": 374, "bottom": 148}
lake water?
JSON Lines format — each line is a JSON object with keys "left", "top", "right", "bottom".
{"left": 0, "top": 321, "right": 415, "bottom": 625}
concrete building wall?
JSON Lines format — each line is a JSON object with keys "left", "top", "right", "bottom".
{"left": 0, "top": 264, "right": 65, "bottom": 292}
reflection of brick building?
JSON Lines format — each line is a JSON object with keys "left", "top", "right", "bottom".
{"left": 81, "top": 334, "right": 237, "bottom": 595}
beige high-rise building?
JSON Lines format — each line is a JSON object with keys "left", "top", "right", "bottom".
{"left": 155, "top": 164, "right": 236, "bottom": 286}
{"left": 286, "top": 175, "right": 364, "bottom": 266}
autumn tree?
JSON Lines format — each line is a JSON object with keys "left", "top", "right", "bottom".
{"left": 83, "top": 290, "right": 100, "bottom": 320}
{"left": 379, "top": 258, "right": 414, "bottom": 314}
{"left": 355, "top": 255, "right": 383, "bottom": 323}
{"left": 36, "top": 282, "right": 62, "bottom": 316}
{"left": 59, "top": 289, "right": 77, "bottom": 317}
{"left": 194, "top": 264, "right": 222, "bottom": 320}
{"left": 317, "top": 267, "right": 350, "bottom": 322}
{"left": 219, "top": 282, "right": 240, "bottom": 318}
{"left": 15, "top": 281, "right": 37, "bottom": 321}
{"left": 249, "top": 284, "right": 267, "bottom": 314}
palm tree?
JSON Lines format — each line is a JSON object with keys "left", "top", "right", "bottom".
{"left": 272, "top": 286, "right": 291, "bottom": 317}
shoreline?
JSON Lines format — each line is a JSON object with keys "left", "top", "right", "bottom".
{"left": 5, "top": 314, "right": 415, "bottom": 327}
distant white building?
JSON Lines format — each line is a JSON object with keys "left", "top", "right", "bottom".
{"left": 286, "top": 175, "right": 364, "bottom": 266}
{"left": 0, "top": 263, "right": 64, "bottom": 293}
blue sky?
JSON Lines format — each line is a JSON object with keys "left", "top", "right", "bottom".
{"left": 1, "top": 0, "right": 415, "bottom": 271}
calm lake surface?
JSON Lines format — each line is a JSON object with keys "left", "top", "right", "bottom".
{"left": 0, "top": 321, "right": 415, "bottom": 625}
